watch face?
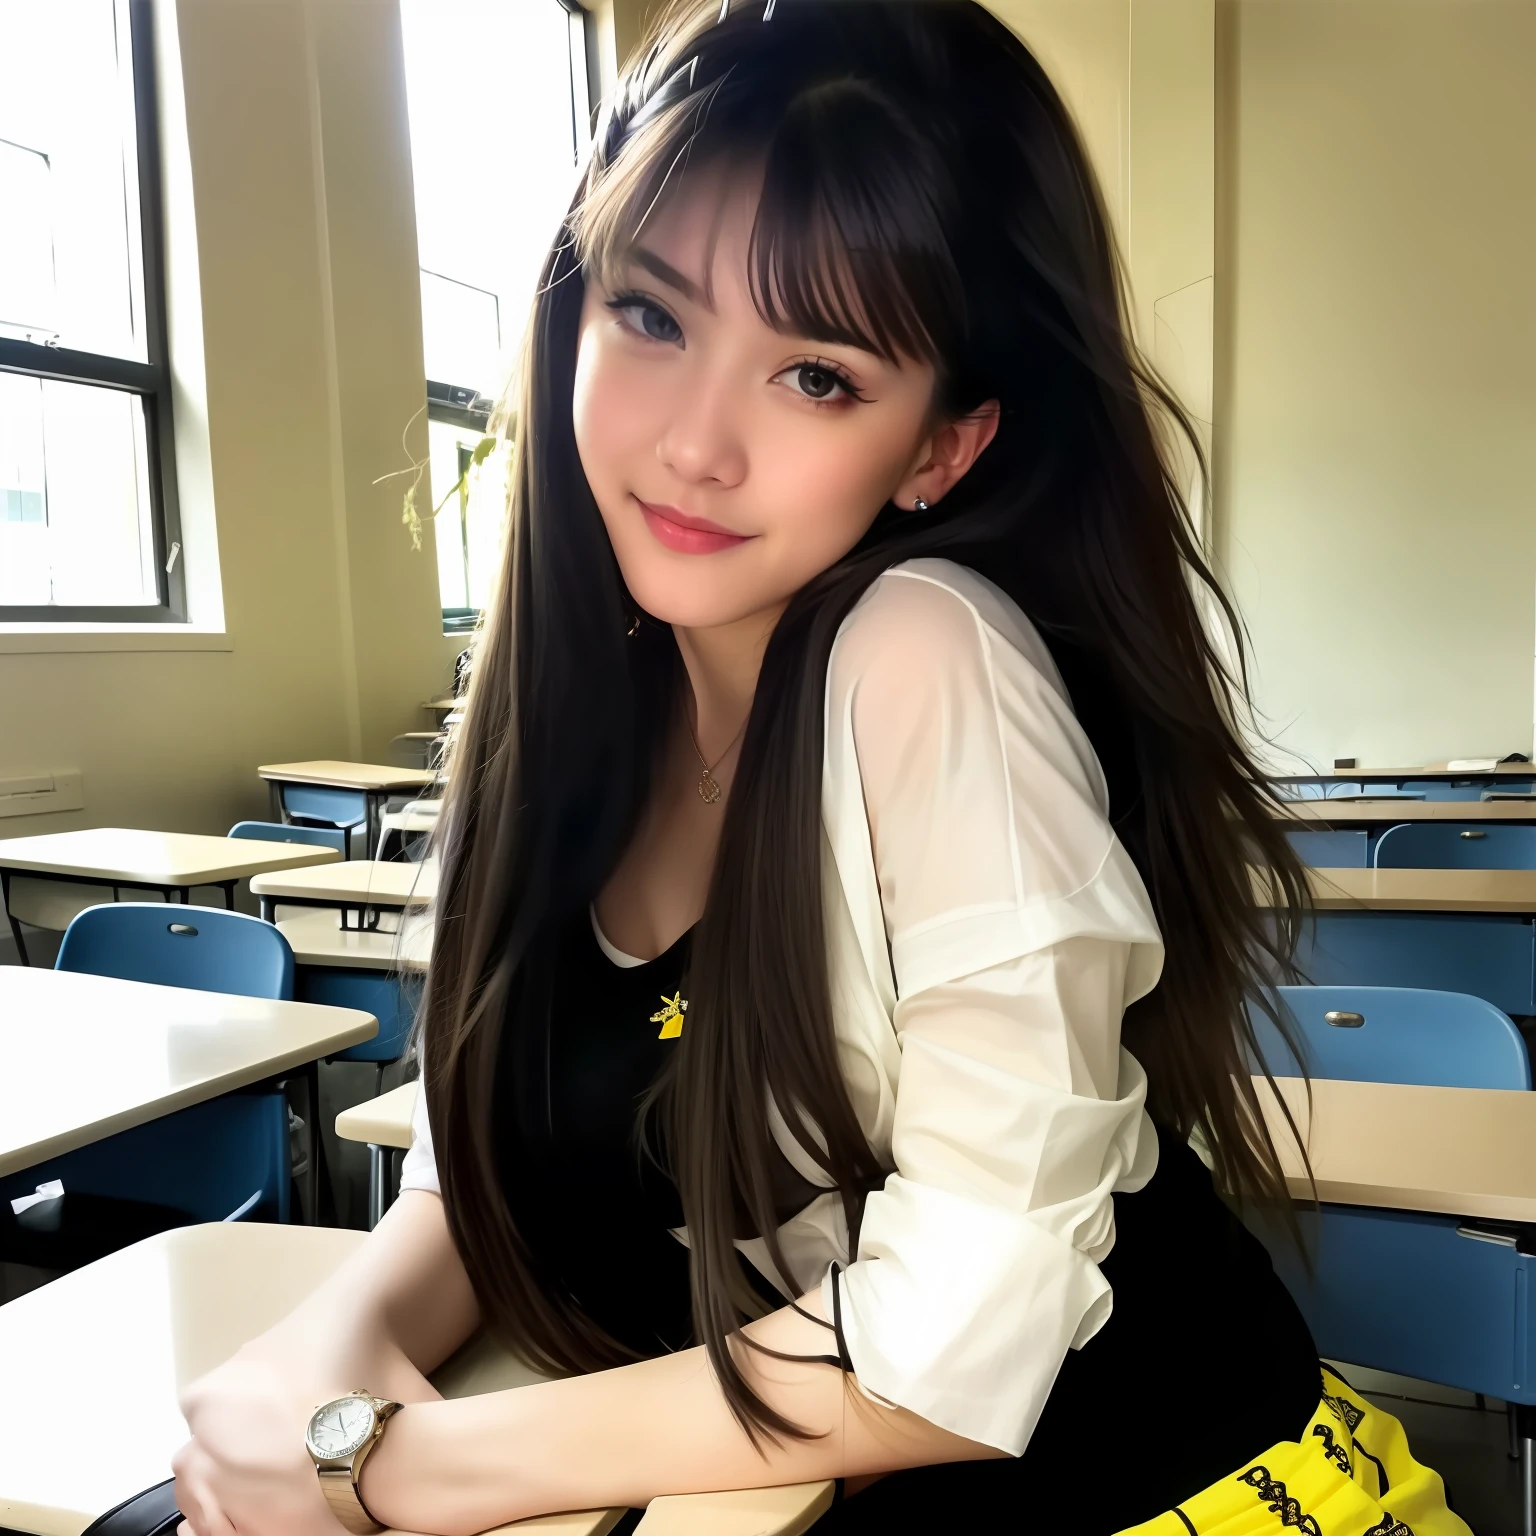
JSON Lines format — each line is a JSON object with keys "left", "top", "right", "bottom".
{"left": 306, "top": 1396, "right": 377, "bottom": 1461}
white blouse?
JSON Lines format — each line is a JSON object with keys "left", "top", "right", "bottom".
{"left": 399, "top": 558, "right": 1164, "bottom": 1458}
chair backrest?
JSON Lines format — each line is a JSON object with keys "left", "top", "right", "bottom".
{"left": 228, "top": 819, "right": 347, "bottom": 856}
{"left": 1249, "top": 984, "right": 1529, "bottom": 1089}
{"left": 56, "top": 903, "right": 295, "bottom": 1000}
{"left": 1284, "top": 829, "right": 1368, "bottom": 868}
{"left": 280, "top": 784, "right": 368, "bottom": 829}
{"left": 1373, "top": 822, "right": 1536, "bottom": 869}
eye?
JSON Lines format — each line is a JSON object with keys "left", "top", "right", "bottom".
{"left": 774, "top": 358, "right": 866, "bottom": 407}
{"left": 605, "top": 291, "right": 683, "bottom": 345}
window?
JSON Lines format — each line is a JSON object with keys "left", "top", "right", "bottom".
{"left": 0, "top": 0, "right": 182, "bottom": 623}
{"left": 401, "top": 0, "right": 593, "bottom": 634}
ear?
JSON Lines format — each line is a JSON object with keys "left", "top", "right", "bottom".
{"left": 893, "top": 399, "right": 1001, "bottom": 511}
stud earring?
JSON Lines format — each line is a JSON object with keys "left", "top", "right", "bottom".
{"left": 913, "top": 496, "right": 930, "bottom": 513}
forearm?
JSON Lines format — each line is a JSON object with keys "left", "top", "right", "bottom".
{"left": 240, "top": 1192, "right": 480, "bottom": 1402}
{"left": 364, "top": 1286, "right": 1000, "bottom": 1534}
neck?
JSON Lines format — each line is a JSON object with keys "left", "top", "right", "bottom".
{"left": 672, "top": 601, "right": 784, "bottom": 756}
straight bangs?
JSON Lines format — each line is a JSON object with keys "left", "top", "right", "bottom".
{"left": 573, "top": 68, "right": 967, "bottom": 393}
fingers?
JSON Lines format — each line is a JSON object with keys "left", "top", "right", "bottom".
{"left": 171, "top": 1473, "right": 237, "bottom": 1536}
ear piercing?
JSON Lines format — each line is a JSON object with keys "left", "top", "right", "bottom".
{"left": 913, "top": 497, "right": 930, "bottom": 513}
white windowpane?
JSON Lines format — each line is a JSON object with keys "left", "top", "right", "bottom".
{"left": 402, "top": 0, "right": 585, "bottom": 399}
{"left": 402, "top": 0, "right": 586, "bottom": 626}
{"left": 0, "top": 374, "right": 157, "bottom": 607}
{"left": 0, "top": 0, "right": 147, "bottom": 360}
{"left": 428, "top": 418, "right": 507, "bottom": 617}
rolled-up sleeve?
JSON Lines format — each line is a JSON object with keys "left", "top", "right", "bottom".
{"left": 819, "top": 565, "right": 1163, "bottom": 1455}
{"left": 397, "top": 1072, "right": 441, "bottom": 1197}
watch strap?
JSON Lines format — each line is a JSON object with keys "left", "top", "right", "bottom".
{"left": 317, "top": 1466, "right": 385, "bottom": 1535}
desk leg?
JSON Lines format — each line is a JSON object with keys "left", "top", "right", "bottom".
{"left": 1517, "top": 1401, "right": 1535, "bottom": 1536}
{"left": 0, "top": 870, "right": 29, "bottom": 966}
{"left": 270, "top": 781, "right": 285, "bottom": 823}
{"left": 365, "top": 793, "right": 381, "bottom": 865}
{"left": 260, "top": 896, "right": 274, "bottom": 923}
{"left": 220, "top": 881, "right": 237, "bottom": 910}
{"left": 300, "top": 1060, "right": 338, "bottom": 1227}
{"left": 367, "top": 1144, "right": 386, "bottom": 1230}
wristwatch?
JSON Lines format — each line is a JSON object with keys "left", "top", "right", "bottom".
{"left": 304, "top": 1389, "right": 404, "bottom": 1534}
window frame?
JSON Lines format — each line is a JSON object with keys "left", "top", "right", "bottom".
{"left": 0, "top": 0, "right": 185, "bottom": 625}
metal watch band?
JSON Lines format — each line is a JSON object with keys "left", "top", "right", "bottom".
{"left": 317, "top": 1466, "right": 385, "bottom": 1535}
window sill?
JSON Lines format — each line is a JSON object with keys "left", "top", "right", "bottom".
{"left": 0, "top": 625, "right": 233, "bottom": 655}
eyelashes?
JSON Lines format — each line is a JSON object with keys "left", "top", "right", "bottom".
{"left": 603, "top": 290, "right": 870, "bottom": 407}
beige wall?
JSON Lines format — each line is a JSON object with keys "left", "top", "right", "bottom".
{"left": 1213, "top": 0, "right": 1536, "bottom": 770}
{"left": 0, "top": 1, "right": 456, "bottom": 878}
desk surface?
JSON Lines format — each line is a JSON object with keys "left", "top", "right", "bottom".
{"left": 336, "top": 1080, "right": 418, "bottom": 1146}
{"left": 423, "top": 696, "right": 460, "bottom": 712}
{"left": 1278, "top": 798, "right": 1536, "bottom": 825}
{"left": 1258, "top": 1075, "right": 1536, "bottom": 1224}
{"left": 0, "top": 829, "right": 341, "bottom": 885}
{"left": 0, "top": 968, "right": 375, "bottom": 1178}
{"left": 1292, "top": 866, "right": 1536, "bottom": 914}
{"left": 1330, "top": 762, "right": 1534, "bottom": 780}
{"left": 0, "top": 1223, "right": 829, "bottom": 1536}
{"left": 258, "top": 760, "right": 438, "bottom": 792}
{"left": 250, "top": 859, "right": 437, "bottom": 907}
{"left": 279, "top": 910, "right": 432, "bottom": 971}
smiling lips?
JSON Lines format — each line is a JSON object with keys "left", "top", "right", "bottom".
{"left": 635, "top": 496, "right": 753, "bottom": 555}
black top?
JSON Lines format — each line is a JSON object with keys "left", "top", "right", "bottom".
{"left": 495, "top": 907, "right": 1320, "bottom": 1531}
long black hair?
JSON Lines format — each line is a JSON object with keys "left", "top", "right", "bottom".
{"left": 420, "top": 0, "right": 1309, "bottom": 1444}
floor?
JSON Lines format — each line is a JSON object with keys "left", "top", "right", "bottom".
{"left": 1349, "top": 1365, "right": 1522, "bottom": 1534}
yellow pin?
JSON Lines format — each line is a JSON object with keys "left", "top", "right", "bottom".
{"left": 649, "top": 991, "right": 688, "bottom": 1039}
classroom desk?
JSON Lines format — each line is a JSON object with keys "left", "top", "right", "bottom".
{"left": 1277, "top": 798, "right": 1536, "bottom": 828}
{"left": 0, "top": 829, "right": 342, "bottom": 965}
{"left": 423, "top": 695, "right": 460, "bottom": 714}
{"left": 1299, "top": 866, "right": 1536, "bottom": 913}
{"left": 250, "top": 858, "right": 437, "bottom": 928}
{"left": 336, "top": 1080, "right": 417, "bottom": 1226}
{"left": 0, "top": 966, "right": 375, "bottom": 1179}
{"left": 1329, "top": 762, "right": 1535, "bottom": 782}
{"left": 1257, "top": 1075, "right": 1536, "bottom": 1225}
{"left": 258, "top": 761, "right": 439, "bottom": 854}
{"left": 0, "top": 1223, "right": 832, "bottom": 1536}
{"left": 277, "top": 909, "right": 432, "bottom": 971}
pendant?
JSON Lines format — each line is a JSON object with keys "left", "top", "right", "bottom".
{"left": 650, "top": 991, "right": 688, "bottom": 1039}
{"left": 697, "top": 767, "right": 723, "bottom": 804}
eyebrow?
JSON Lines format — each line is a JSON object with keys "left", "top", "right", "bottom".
{"left": 629, "top": 247, "right": 713, "bottom": 311}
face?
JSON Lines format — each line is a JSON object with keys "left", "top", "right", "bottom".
{"left": 306, "top": 1397, "right": 375, "bottom": 1460}
{"left": 572, "top": 162, "right": 997, "bottom": 633}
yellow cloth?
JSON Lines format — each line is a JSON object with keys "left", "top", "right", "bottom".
{"left": 1120, "top": 1367, "right": 1473, "bottom": 1536}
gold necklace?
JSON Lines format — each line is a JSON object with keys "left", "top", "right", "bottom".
{"left": 684, "top": 710, "right": 747, "bottom": 805}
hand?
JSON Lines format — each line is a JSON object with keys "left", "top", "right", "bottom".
{"left": 172, "top": 1349, "right": 349, "bottom": 1536}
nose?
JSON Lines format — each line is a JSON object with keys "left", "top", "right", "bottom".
{"left": 655, "top": 379, "right": 748, "bottom": 489}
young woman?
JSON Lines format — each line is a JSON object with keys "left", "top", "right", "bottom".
{"left": 172, "top": 3, "right": 1469, "bottom": 1533}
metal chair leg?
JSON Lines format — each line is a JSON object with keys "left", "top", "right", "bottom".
{"left": 367, "top": 1144, "right": 387, "bottom": 1230}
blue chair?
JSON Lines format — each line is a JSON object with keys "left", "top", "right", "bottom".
{"left": 1246, "top": 985, "right": 1536, "bottom": 1522}
{"left": 7, "top": 906, "right": 301, "bottom": 1268}
{"left": 298, "top": 966, "right": 415, "bottom": 1093}
{"left": 57, "top": 901, "right": 295, "bottom": 999}
{"left": 1293, "top": 908, "right": 1536, "bottom": 1017}
{"left": 1284, "top": 829, "right": 1368, "bottom": 868}
{"left": 1281, "top": 781, "right": 1362, "bottom": 800}
{"left": 1250, "top": 983, "right": 1529, "bottom": 1088}
{"left": 277, "top": 785, "right": 368, "bottom": 856}
{"left": 1374, "top": 822, "right": 1536, "bottom": 870}
{"left": 229, "top": 819, "right": 347, "bottom": 858}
